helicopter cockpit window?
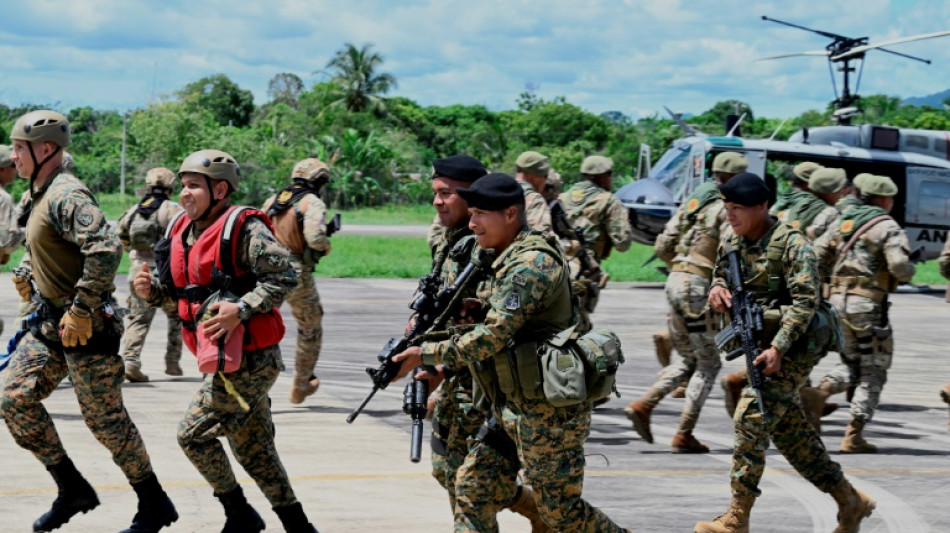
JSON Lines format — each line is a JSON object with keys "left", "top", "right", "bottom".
{"left": 647, "top": 145, "right": 691, "bottom": 198}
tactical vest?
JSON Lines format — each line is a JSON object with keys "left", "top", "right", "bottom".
{"left": 673, "top": 182, "right": 722, "bottom": 275}
{"left": 827, "top": 204, "right": 896, "bottom": 300}
{"left": 169, "top": 206, "right": 285, "bottom": 355}
{"left": 128, "top": 193, "right": 168, "bottom": 252}
{"left": 269, "top": 194, "right": 314, "bottom": 256}
{"left": 561, "top": 182, "right": 610, "bottom": 260}
{"left": 26, "top": 170, "right": 96, "bottom": 302}
{"left": 782, "top": 190, "right": 827, "bottom": 232}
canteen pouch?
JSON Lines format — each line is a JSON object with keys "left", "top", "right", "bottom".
{"left": 575, "top": 328, "right": 625, "bottom": 401}
{"left": 539, "top": 325, "right": 587, "bottom": 407}
{"left": 194, "top": 291, "right": 243, "bottom": 374}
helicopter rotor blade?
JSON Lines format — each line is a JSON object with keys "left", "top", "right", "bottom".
{"left": 663, "top": 105, "right": 698, "bottom": 136}
{"left": 757, "top": 50, "right": 831, "bottom": 61}
{"left": 761, "top": 15, "right": 849, "bottom": 41}
{"left": 831, "top": 30, "right": 950, "bottom": 61}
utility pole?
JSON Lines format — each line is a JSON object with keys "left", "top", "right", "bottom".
{"left": 120, "top": 112, "right": 129, "bottom": 197}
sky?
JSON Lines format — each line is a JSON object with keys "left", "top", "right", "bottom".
{"left": 1, "top": 0, "right": 948, "bottom": 120}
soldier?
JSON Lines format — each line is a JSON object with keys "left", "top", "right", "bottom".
{"left": 263, "top": 158, "right": 334, "bottom": 404}
{"left": 808, "top": 175, "right": 915, "bottom": 453}
{"left": 133, "top": 150, "right": 319, "bottom": 532}
{"left": 769, "top": 161, "right": 822, "bottom": 217}
{"left": 542, "top": 169, "right": 562, "bottom": 203}
{"left": 799, "top": 167, "right": 848, "bottom": 241}
{"left": 696, "top": 172, "right": 874, "bottom": 533}
{"left": 420, "top": 156, "right": 547, "bottom": 530}
{"left": 0, "top": 144, "right": 25, "bottom": 337}
{"left": 117, "top": 167, "right": 184, "bottom": 382}
{"left": 514, "top": 151, "right": 552, "bottom": 232}
{"left": 558, "top": 155, "right": 634, "bottom": 330}
{"left": 393, "top": 173, "right": 631, "bottom": 533}
{"left": 625, "top": 151, "right": 746, "bottom": 453}
{"left": 1, "top": 110, "right": 177, "bottom": 532}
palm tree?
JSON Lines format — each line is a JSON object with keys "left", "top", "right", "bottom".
{"left": 323, "top": 43, "right": 397, "bottom": 113}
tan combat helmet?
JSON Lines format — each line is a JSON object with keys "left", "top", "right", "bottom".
{"left": 711, "top": 152, "right": 748, "bottom": 174}
{"left": 581, "top": 155, "right": 613, "bottom": 175}
{"left": 145, "top": 167, "right": 176, "bottom": 190}
{"left": 291, "top": 158, "right": 331, "bottom": 186}
{"left": 178, "top": 149, "right": 241, "bottom": 190}
{"left": 10, "top": 110, "right": 72, "bottom": 148}
{"left": 0, "top": 145, "right": 13, "bottom": 168}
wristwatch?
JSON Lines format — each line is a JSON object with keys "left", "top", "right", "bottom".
{"left": 236, "top": 300, "right": 253, "bottom": 322}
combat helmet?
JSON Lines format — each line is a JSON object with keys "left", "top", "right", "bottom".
{"left": 291, "top": 158, "right": 331, "bottom": 186}
{"left": 145, "top": 167, "right": 176, "bottom": 190}
{"left": 10, "top": 110, "right": 71, "bottom": 148}
{"left": 178, "top": 149, "right": 240, "bottom": 190}
{"left": 711, "top": 152, "right": 748, "bottom": 175}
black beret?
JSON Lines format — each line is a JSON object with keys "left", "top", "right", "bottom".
{"left": 457, "top": 173, "right": 524, "bottom": 211}
{"left": 432, "top": 155, "right": 487, "bottom": 183}
{"left": 719, "top": 172, "right": 770, "bottom": 206}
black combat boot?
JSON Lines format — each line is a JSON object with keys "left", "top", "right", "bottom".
{"left": 216, "top": 486, "right": 265, "bottom": 533}
{"left": 33, "top": 457, "right": 100, "bottom": 532}
{"left": 118, "top": 472, "right": 179, "bottom": 532}
{"left": 274, "top": 502, "right": 319, "bottom": 532}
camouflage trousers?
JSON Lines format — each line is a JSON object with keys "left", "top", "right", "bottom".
{"left": 285, "top": 262, "right": 323, "bottom": 387}
{"left": 820, "top": 294, "right": 890, "bottom": 422}
{"left": 654, "top": 272, "right": 721, "bottom": 428}
{"left": 177, "top": 345, "right": 297, "bottom": 506}
{"left": 453, "top": 433, "right": 520, "bottom": 532}
{"left": 485, "top": 398, "right": 625, "bottom": 533}
{"left": 123, "top": 259, "right": 182, "bottom": 368}
{"left": 432, "top": 371, "right": 488, "bottom": 511}
{"left": 731, "top": 348, "right": 844, "bottom": 499}
{"left": 0, "top": 324, "right": 154, "bottom": 483}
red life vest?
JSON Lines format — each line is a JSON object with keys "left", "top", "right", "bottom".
{"left": 169, "top": 206, "right": 285, "bottom": 355}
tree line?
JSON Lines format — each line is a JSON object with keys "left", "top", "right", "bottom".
{"left": 2, "top": 43, "right": 949, "bottom": 208}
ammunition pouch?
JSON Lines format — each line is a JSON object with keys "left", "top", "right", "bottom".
{"left": 829, "top": 272, "right": 893, "bottom": 303}
{"left": 758, "top": 299, "right": 843, "bottom": 359}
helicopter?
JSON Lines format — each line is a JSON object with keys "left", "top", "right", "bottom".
{"left": 616, "top": 16, "right": 950, "bottom": 259}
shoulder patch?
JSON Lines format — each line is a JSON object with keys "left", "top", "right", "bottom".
{"left": 76, "top": 205, "right": 95, "bottom": 227}
{"left": 504, "top": 292, "right": 521, "bottom": 310}
{"left": 686, "top": 198, "right": 700, "bottom": 213}
{"left": 570, "top": 189, "right": 585, "bottom": 203}
{"left": 791, "top": 220, "right": 800, "bottom": 229}
{"left": 840, "top": 219, "right": 854, "bottom": 234}
{"left": 511, "top": 274, "right": 527, "bottom": 286}
{"left": 278, "top": 190, "right": 293, "bottom": 203}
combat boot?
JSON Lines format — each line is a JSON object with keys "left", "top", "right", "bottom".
{"left": 216, "top": 486, "right": 265, "bottom": 533}
{"left": 125, "top": 362, "right": 149, "bottom": 383}
{"left": 840, "top": 419, "right": 877, "bottom": 454}
{"left": 720, "top": 372, "right": 746, "bottom": 418}
{"left": 289, "top": 376, "right": 320, "bottom": 404}
{"left": 165, "top": 360, "right": 183, "bottom": 377}
{"left": 829, "top": 479, "right": 876, "bottom": 533}
{"left": 693, "top": 494, "right": 754, "bottom": 533}
{"left": 273, "top": 502, "right": 319, "bottom": 533}
{"left": 33, "top": 457, "right": 100, "bottom": 532}
{"left": 800, "top": 382, "right": 833, "bottom": 433}
{"left": 671, "top": 380, "right": 688, "bottom": 398}
{"left": 671, "top": 431, "right": 710, "bottom": 454}
{"left": 624, "top": 400, "right": 655, "bottom": 444}
{"left": 653, "top": 330, "right": 672, "bottom": 367}
{"left": 118, "top": 472, "right": 179, "bottom": 532}
{"left": 507, "top": 486, "right": 553, "bottom": 533}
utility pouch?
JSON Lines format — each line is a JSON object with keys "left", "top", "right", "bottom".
{"left": 194, "top": 291, "right": 243, "bottom": 374}
{"left": 575, "top": 328, "right": 625, "bottom": 400}
{"left": 512, "top": 341, "right": 544, "bottom": 400}
{"left": 539, "top": 325, "right": 587, "bottom": 407}
{"left": 492, "top": 351, "right": 518, "bottom": 398}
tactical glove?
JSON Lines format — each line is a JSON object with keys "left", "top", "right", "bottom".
{"left": 12, "top": 274, "right": 31, "bottom": 302}
{"left": 59, "top": 305, "right": 93, "bottom": 347}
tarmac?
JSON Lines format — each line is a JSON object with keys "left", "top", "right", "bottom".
{"left": 1, "top": 276, "right": 948, "bottom": 532}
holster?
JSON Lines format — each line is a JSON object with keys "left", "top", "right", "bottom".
{"left": 476, "top": 417, "right": 519, "bottom": 466}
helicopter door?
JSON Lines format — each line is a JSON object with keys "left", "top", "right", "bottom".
{"left": 743, "top": 150, "right": 767, "bottom": 178}
{"left": 904, "top": 166, "right": 950, "bottom": 259}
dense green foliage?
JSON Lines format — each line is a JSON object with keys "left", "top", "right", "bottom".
{"left": 2, "top": 43, "right": 950, "bottom": 211}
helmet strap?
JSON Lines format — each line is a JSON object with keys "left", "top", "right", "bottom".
{"left": 27, "top": 142, "right": 62, "bottom": 199}
{"left": 196, "top": 176, "right": 219, "bottom": 222}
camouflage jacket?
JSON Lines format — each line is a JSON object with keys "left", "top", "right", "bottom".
{"left": 558, "top": 180, "right": 633, "bottom": 261}
{"left": 21, "top": 168, "right": 121, "bottom": 309}
{"left": 150, "top": 211, "right": 297, "bottom": 314}
{"left": 0, "top": 184, "right": 24, "bottom": 262}
{"left": 713, "top": 221, "right": 818, "bottom": 356}
{"left": 519, "top": 180, "right": 552, "bottom": 233}
{"left": 421, "top": 229, "right": 571, "bottom": 370}
{"left": 804, "top": 205, "right": 839, "bottom": 242}
{"left": 776, "top": 189, "right": 828, "bottom": 235}
{"left": 812, "top": 211, "right": 915, "bottom": 289}
{"left": 654, "top": 187, "right": 730, "bottom": 273}
{"left": 116, "top": 197, "right": 183, "bottom": 263}
{"left": 426, "top": 214, "right": 446, "bottom": 255}
{"left": 262, "top": 191, "right": 331, "bottom": 265}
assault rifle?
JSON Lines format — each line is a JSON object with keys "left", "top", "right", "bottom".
{"left": 549, "top": 199, "right": 606, "bottom": 285}
{"left": 326, "top": 213, "right": 342, "bottom": 237}
{"left": 714, "top": 250, "right": 769, "bottom": 417}
{"left": 347, "top": 250, "right": 492, "bottom": 462}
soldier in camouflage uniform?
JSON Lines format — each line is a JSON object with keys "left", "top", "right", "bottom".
{"left": 134, "top": 149, "right": 319, "bottom": 532}
{"left": 262, "top": 158, "right": 334, "bottom": 404}
{"left": 514, "top": 151, "right": 552, "bottom": 232}
{"left": 394, "top": 173, "right": 631, "bottom": 533}
{"left": 542, "top": 169, "right": 562, "bottom": 203}
{"left": 808, "top": 175, "right": 915, "bottom": 453}
{"left": 419, "top": 156, "right": 548, "bottom": 531}
{"left": 117, "top": 167, "right": 184, "bottom": 382}
{"left": 1, "top": 110, "right": 178, "bottom": 532}
{"left": 768, "top": 161, "right": 822, "bottom": 218}
{"left": 558, "top": 155, "right": 633, "bottom": 331}
{"left": 696, "top": 172, "right": 875, "bottom": 533}
{"left": 0, "top": 144, "right": 25, "bottom": 337}
{"left": 625, "top": 152, "right": 746, "bottom": 453}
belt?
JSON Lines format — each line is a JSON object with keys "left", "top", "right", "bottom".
{"left": 671, "top": 262, "right": 712, "bottom": 278}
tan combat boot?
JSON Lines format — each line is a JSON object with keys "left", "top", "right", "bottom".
{"left": 125, "top": 362, "right": 149, "bottom": 383}
{"left": 671, "top": 431, "right": 709, "bottom": 454}
{"left": 165, "top": 360, "right": 183, "bottom": 377}
{"left": 840, "top": 419, "right": 877, "bottom": 453}
{"left": 800, "top": 382, "right": 833, "bottom": 433}
{"left": 289, "top": 376, "right": 320, "bottom": 404}
{"left": 624, "top": 400, "right": 655, "bottom": 444}
{"left": 829, "top": 479, "right": 876, "bottom": 533}
{"left": 720, "top": 371, "right": 746, "bottom": 418}
{"left": 507, "top": 486, "right": 553, "bottom": 533}
{"left": 653, "top": 330, "right": 672, "bottom": 367}
{"left": 694, "top": 494, "right": 755, "bottom": 533}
